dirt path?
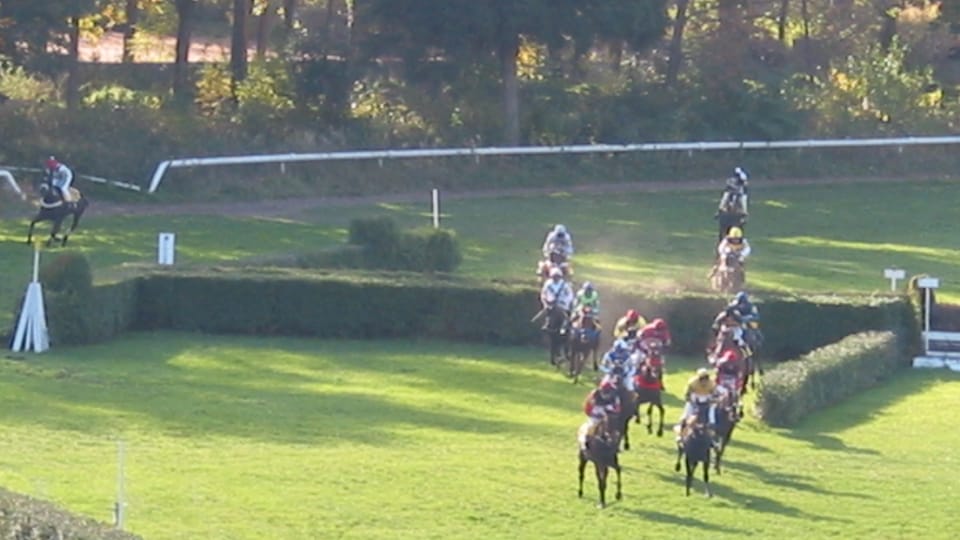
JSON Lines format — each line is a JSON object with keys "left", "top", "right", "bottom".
{"left": 91, "top": 175, "right": 925, "bottom": 219}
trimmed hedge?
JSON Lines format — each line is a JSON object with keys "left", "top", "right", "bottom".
{"left": 117, "top": 268, "right": 916, "bottom": 356}
{"left": 756, "top": 331, "right": 904, "bottom": 427}
{"left": 0, "top": 485, "right": 140, "bottom": 539}
{"left": 345, "top": 218, "right": 462, "bottom": 273}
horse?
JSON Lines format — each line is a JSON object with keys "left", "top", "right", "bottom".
{"left": 709, "top": 252, "right": 744, "bottom": 293}
{"left": 741, "top": 321, "right": 765, "bottom": 393}
{"left": 536, "top": 256, "right": 573, "bottom": 284}
{"left": 674, "top": 405, "right": 714, "bottom": 497}
{"left": 26, "top": 183, "right": 89, "bottom": 247}
{"left": 577, "top": 416, "right": 622, "bottom": 509}
{"left": 632, "top": 361, "right": 665, "bottom": 437}
{"left": 605, "top": 371, "right": 639, "bottom": 451}
{"left": 540, "top": 305, "right": 572, "bottom": 368}
{"left": 715, "top": 193, "right": 747, "bottom": 241}
{"left": 712, "top": 390, "right": 740, "bottom": 474}
{"left": 569, "top": 311, "right": 601, "bottom": 381}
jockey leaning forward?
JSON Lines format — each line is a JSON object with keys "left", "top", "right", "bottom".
{"left": 577, "top": 379, "right": 622, "bottom": 448}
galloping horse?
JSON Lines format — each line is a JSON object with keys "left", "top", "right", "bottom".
{"left": 716, "top": 193, "right": 747, "bottom": 241}
{"left": 713, "top": 390, "right": 740, "bottom": 474}
{"left": 26, "top": 183, "right": 89, "bottom": 247}
{"left": 577, "top": 416, "right": 622, "bottom": 509}
{"left": 606, "top": 372, "right": 639, "bottom": 452}
{"left": 536, "top": 250, "right": 573, "bottom": 284}
{"left": 569, "top": 310, "right": 601, "bottom": 381}
{"left": 632, "top": 361, "right": 665, "bottom": 437}
{"left": 541, "top": 305, "right": 571, "bottom": 368}
{"left": 674, "top": 404, "right": 714, "bottom": 497}
{"left": 709, "top": 252, "right": 744, "bottom": 293}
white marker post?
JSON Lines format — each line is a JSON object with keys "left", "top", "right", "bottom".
{"left": 917, "top": 277, "right": 940, "bottom": 355}
{"left": 432, "top": 189, "right": 440, "bottom": 229}
{"left": 158, "top": 232, "right": 176, "bottom": 265}
{"left": 883, "top": 268, "right": 906, "bottom": 292}
{"left": 10, "top": 246, "right": 49, "bottom": 353}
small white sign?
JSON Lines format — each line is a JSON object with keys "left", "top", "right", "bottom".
{"left": 883, "top": 268, "right": 905, "bottom": 279}
{"left": 158, "top": 232, "right": 176, "bottom": 265}
{"left": 917, "top": 277, "right": 940, "bottom": 289}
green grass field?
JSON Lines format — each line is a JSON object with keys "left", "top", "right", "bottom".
{"left": 1, "top": 179, "right": 958, "bottom": 538}
{"left": 4, "top": 179, "right": 959, "bottom": 306}
{"left": 0, "top": 332, "right": 957, "bottom": 539}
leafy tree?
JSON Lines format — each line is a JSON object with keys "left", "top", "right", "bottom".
{"left": 361, "top": 0, "right": 668, "bottom": 145}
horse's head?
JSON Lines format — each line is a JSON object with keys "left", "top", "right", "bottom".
{"left": 548, "top": 249, "right": 566, "bottom": 264}
{"left": 545, "top": 305, "right": 569, "bottom": 333}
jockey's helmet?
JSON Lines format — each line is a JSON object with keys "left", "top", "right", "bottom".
{"left": 600, "top": 380, "right": 616, "bottom": 394}
{"left": 582, "top": 281, "right": 593, "bottom": 292}
{"left": 733, "top": 167, "right": 748, "bottom": 182}
{"left": 734, "top": 291, "right": 749, "bottom": 304}
{"left": 653, "top": 318, "right": 667, "bottom": 330}
{"left": 45, "top": 156, "right": 59, "bottom": 170}
{"left": 696, "top": 367, "right": 710, "bottom": 380}
{"left": 554, "top": 224, "right": 567, "bottom": 236}
{"left": 727, "top": 227, "right": 743, "bottom": 239}
{"left": 626, "top": 309, "right": 639, "bottom": 323}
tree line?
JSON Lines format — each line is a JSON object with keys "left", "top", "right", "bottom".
{"left": 0, "top": 0, "right": 957, "bottom": 150}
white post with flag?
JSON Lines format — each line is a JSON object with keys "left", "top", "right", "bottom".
{"left": 10, "top": 246, "right": 49, "bottom": 353}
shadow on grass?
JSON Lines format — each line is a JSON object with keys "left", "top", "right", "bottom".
{"left": 651, "top": 471, "right": 849, "bottom": 523}
{"left": 783, "top": 369, "right": 960, "bottom": 452}
{"left": 723, "top": 459, "right": 871, "bottom": 499}
{"left": 618, "top": 508, "right": 747, "bottom": 535}
{"left": 0, "top": 334, "right": 574, "bottom": 446}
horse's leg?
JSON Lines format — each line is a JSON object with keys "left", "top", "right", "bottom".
{"left": 685, "top": 458, "right": 695, "bottom": 496}
{"left": 621, "top": 417, "right": 630, "bottom": 451}
{"left": 702, "top": 455, "right": 712, "bottom": 498}
{"left": 674, "top": 445, "right": 683, "bottom": 472}
{"left": 595, "top": 464, "right": 607, "bottom": 509}
{"left": 577, "top": 452, "right": 587, "bottom": 498}
{"left": 656, "top": 402, "right": 664, "bottom": 438}
{"left": 26, "top": 219, "right": 38, "bottom": 244}
{"left": 645, "top": 403, "right": 653, "bottom": 434}
{"left": 613, "top": 459, "right": 622, "bottom": 501}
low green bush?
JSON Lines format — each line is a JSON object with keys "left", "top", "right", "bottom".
{"left": 342, "top": 218, "right": 462, "bottom": 273}
{"left": 756, "top": 331, "right": 903, "bottom": 427}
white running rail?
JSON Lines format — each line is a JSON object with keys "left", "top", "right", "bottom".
{"left": 145, "top": 135, "right": 960, "bottom": 194}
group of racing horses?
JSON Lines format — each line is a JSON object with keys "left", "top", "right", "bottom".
{"left": 533, "top": 248, "right": 763, "bottom": 506}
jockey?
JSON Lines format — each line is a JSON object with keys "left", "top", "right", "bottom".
{"left": 728, "top": 291, "right": 759, "bottom": 324}
{"left": 599, "top": 338, "right": 636, "bottom": 389}
{"left": 574, "top": 281, "right": 600, "bottom": 318}
{"left": 637, "top": 318, "right": 672, "bottom": 353}
{"left": 578, "top": 380, "right": 622, "bottom": 448}
{"left": 613, "top": 309, "right": 646, "bottom": 340}
{"left": 675, "top": 368, "right": 719, "bottom": 441}
{"left": 45, "top": 156, "right": 75, "bottom": 202}
{"left": 542, "top": 224, "right": 574, "bottom": 261}
{"left": 637, "top": 318, "right": 671, "bottom": 389}
{"left": 718, "top": 166, "right": 749, "bottom": 215}
{"left": 713, "top": 347, "right": 745, "bottom": 395}
{"left": 717, "top": 226, "right": 751, "bottom": 263}
{"left": 540, "top": 267, "right": 575, "bottom": 315}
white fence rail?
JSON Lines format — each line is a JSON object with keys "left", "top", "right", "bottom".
{"left": 146, "top": 135, "right": 960, "bottom": 194}
{"left": 0, "top": 166, "right": 142, "bottom": 193}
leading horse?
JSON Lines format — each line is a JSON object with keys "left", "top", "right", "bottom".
{"left": 577, "top": 416, "right": 622, "bottom": 509}
{"left": 26, "top": 183, "right": 89, "bottom": 247}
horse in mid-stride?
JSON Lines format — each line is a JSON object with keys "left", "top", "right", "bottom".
{"left": 674, "top": 405, "right": 714, "bottom": 497}
{"left": 577, "top": 417, "right": 622, "bottom": 509}
{"left": 26, "top": 183, "right": 89, "bottom": 247}
{"left": 632, "top": 362, "right": 665, "bottom": 437}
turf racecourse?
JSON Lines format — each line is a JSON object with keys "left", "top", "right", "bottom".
{"left": 4, "top": 178, "right": 960, "bottom": 332}
{"left": 0, "top": 332, "right": 957, "bottom": 539}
